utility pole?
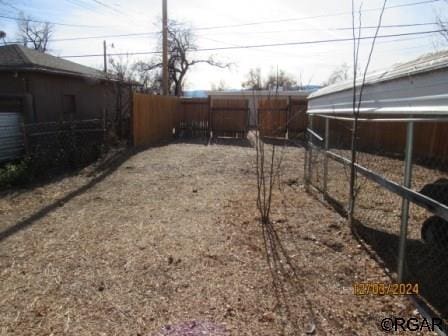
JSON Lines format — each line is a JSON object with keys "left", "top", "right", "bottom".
{"left": 162, "top": 0, "right": 169, "bottom": 95}
{"left": 103, "top": 40, "right": 107, "bottom": 73}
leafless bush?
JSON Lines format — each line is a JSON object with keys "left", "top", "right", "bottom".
{"left": 348, "top": 0, "right": 388, "bottom": 222}
{"left": 255, "top": 136, "right": 276, "bottom": 224}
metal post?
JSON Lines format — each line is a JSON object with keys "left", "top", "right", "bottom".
{"left": 305, "top": 115, "right": 314, "bottom": 189}
{"left": 304, "top": 118, "right": 309, "bottom": 187}
{"left": 398, "top": 120, "right": 414, "bottom": 282}
{"left": 323, "top": 118, "right": 330, "bottom": 197}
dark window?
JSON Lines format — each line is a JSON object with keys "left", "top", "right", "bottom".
{"left": 62, "top": 94, "right": 76, "bottom": 117}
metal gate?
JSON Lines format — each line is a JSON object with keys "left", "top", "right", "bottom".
{"left": 0, "top": 112, "right": 24, "bottom": 163}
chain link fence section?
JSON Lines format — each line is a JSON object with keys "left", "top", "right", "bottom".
{"left": 405, "top": 120, "right": 448, "bottom": 324}
{"left": 305, "top": 114, "right": 448, "bottom": 330}
{"left": 305, "top": 116, "right": 353, "bottom": 213}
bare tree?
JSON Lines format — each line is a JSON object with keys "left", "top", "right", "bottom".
{"left": 135, "top": 20, "right": 230, "bottom": 96}
{"left": 438, "top": 19, "right": 448, "bottom": 41}
{"left": 0, "top": 31, "right": 6, "bottom": 45}
{"left": 242, "top": 67, "right": 297, "bottom": 90}
{"left": 254, "top": 79, "right": 286, "bottom": 225}
{"left": 242, "top": 68, "right": 263, "bottom": 90}
{"left": 104, "top": 55, "right": 139, "bottom": 140}
{"left": 132, "top": 62, "right": 163, "bottom": 93}
{"left": 323, "top": 63, "right": 350, "bottom": 86}
{"left": 211, "top": 79, "right": 229, "bottom": 91}
{"left": 265, "top": 69, "right": 297, "bottom": 91}
{"left": 108, "top": 54, "right": 136, "bottom": 82}
{"left": 255, "top": 135, "right": 277, "bottom": 225}
{"left": 437, "top": 1, "right": 448, "bottom": 42}
{"left": 296, "top": 71, "right": 313, "bottom": 90}
{"left": 16, "top": 12, "right": 53, "bottom": 52}
{"left": 348, "top": 0, "right": 388, "bottom": 222}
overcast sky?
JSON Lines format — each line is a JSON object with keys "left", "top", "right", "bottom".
{"left": 1, "top": 0, "right": 447, "bottom": 90}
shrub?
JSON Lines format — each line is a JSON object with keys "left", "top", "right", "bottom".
{"left": 0, "top": 158, "right": 32, "bottom": 189}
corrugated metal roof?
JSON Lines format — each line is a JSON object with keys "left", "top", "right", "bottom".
{"left": 0, "top": 44, "right": 110, "bottom": 80}
{"left": 209, "top": 90, "right": 309, "bottom": 98}
{"left": 309, "top": 49, "right": 448, "bottom": 99}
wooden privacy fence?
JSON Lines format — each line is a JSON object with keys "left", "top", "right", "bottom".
{"left": 211, "top": 99, "right": 249, "bottom": 137}
{"left": 288, "top": 98, "right": 308, "bottom": 136}
{"left": 311, "top": 116, "right": 448, "bottom": 160}
{"left": 178, "top": 98, "right": 209, "bottom": 137}
{"left": 133, "top": 93, "right": 179, "bottom": 146}
{"left": 132, "top": 94, "right": 309, "bottom": 145}
{"left": 258, "top": 98, "right": 288, "bottom": 137}
{"left": 257, "top": 98, "right": 308, "bottom": 138}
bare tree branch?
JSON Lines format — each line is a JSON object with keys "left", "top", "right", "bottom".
{"left": 323, "top": 63, "right": 350, "bottom": 86}
{"left": 108, "top": 54, "right": 138, "bottom": 83}
{"left": 348, "top": 0, "right": 388, "bottom": 221}
{"left": 436, "top": 1, "right": 448, "bottom": 42}
{"left": 16, "top": 12, "right": 53, "bottom": 53}
{"left": 0, "top": 31, "right": 6, "bottom": 46}
{"left": 242, "top": 68, "right": 263, "bottom": 90}
{"left": 134, "top": 19, "right": 230, "bottom": 96}
{"left": 242, "top": 68, "right": 297, "bottom": 90}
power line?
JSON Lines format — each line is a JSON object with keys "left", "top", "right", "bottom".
{"left": 0, "top": 0, "right": 21, "bottom": 12}
{"left": 5, "top": 32, "right": 158, "bottom": 44}
{"left": 201, "top": 32, "right": 436, "bottom": 58}
{"left": 0, "top": 0, "right": 130, "bottom": 28}
{"left": 64, "top": 0, "right": 97, "bottom": 12}
{"left": 62, "top": 0, "right": 148, "bottom": 32}
{"left": 63, "top": 0, "right": 130, "bottom": 20}
{"left": 85, "top": 0, "right": 140, "bottom": 19}
{"left": 0, "top": 13, "right": 106, "bottom": 28}
{"left": 50, "top": 31, "right": 158, "bottom": 42}
{"left": 0, "top": 1, "right": 149, "bottom": 32}
{"left": 199, "top": 21, "right": 443, "bottom": 36}
{"left": 107, "top": 1, "right": 150, "bottom": 20}
{"left": 4, "top": 21, "right": 445, "bottom": 45}
{"left": 89, "top": 0, "right": 122, "bottom": 14}
{"left": 0, "top": 0, "right": 441, "bottom": 33}
{"left": 60, "top": 29, "right": 444, "bottom": 58}
{"left": 192, "top": 0, "right": 442, "bottom": 31}
{"left": 65, "top": 0, "right": 153, "bottom": 24}
{"left": 193, "top": 28, "right": 440, "bottom": 61}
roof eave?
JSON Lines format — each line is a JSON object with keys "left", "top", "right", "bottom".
{"left": 0, "top": 65, "right": 121, "bottom": 82}
{"left": 310, "top": 64, "right": 448, "bottom": 100}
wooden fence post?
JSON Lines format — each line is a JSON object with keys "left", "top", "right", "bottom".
{"left": 287, "top": 96, "right": 291, "bottom": 139}
{"left": 129, "top": 86, "right": 134, "bottom": 146}
{"left": 208, "top": 96, "right": 212, "bottom": 139}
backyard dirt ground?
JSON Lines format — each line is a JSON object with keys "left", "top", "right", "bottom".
{"left": 0, "top": 139, "right": 437, "bottom": 335}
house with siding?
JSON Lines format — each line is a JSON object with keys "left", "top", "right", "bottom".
{"left": 0, "top": 44, "right": 133, "bottom": 162}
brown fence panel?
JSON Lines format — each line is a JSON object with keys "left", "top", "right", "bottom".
{"left": 258, "top": 98, "right": 288, "bottom": 137}
{"left": 312, "top": 116, "right": 448, "bottom": 161}
{"left": 178, "top": 98, "right": 209, "bottom": 136}
{"left": 288, "top": 98, "right": 308, "bottom": 135}
{"left": 211, "top": 99, "right": 248, "bottom": 135}
{"left": 133, "top": 93, "right": 179, "bottom": 146}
